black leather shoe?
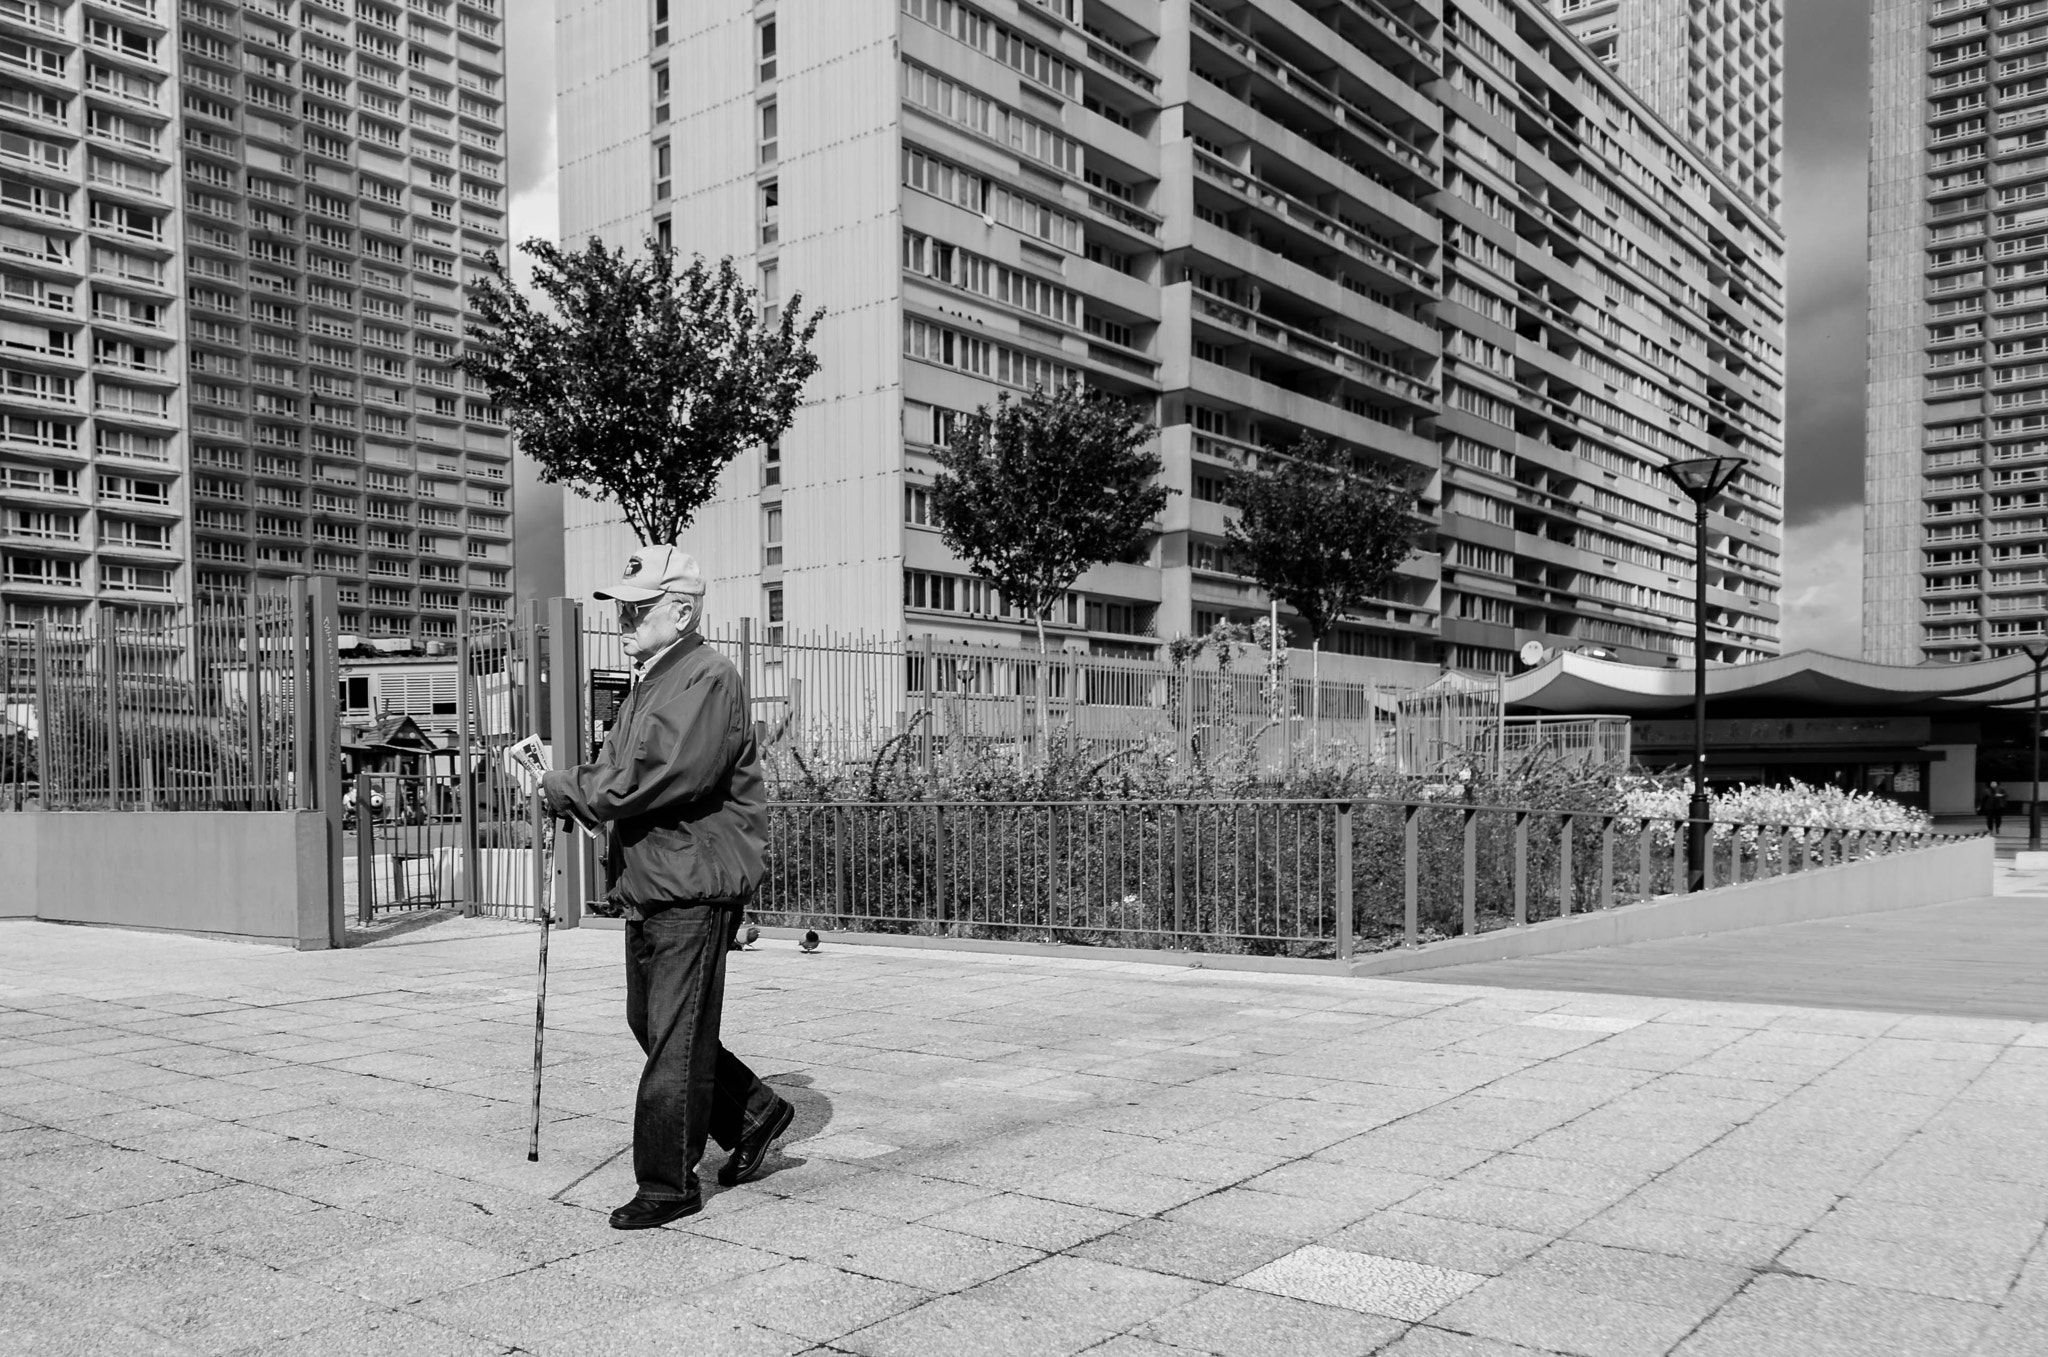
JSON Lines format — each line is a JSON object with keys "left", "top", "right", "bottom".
{"left": 608, "top": 1192, "right": 700, "bottom": 1230}
{"left": 718, "top": 1097, "right": 796, "bottom": 1187}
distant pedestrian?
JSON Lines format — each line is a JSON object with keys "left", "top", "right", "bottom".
{"left": 540, "top": 546, "right": 794, "bottom": 1231}
{"left": 1983, "top": 781, "right": 2009, "bottom": 836}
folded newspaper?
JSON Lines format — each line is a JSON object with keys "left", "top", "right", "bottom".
{"left": 503, "top": 736, "right": 596, "bottom": 831}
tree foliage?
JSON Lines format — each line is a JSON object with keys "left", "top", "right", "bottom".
{"left": 461, "top": 238, "right": 822, "bottom": 546}
{"left": 927, "top": 384, "right": 1170, "bottom": 653}
{"left": 1224, "top": 435, "right": 1419, "bottom": 645}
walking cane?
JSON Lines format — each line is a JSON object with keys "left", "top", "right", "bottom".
{"left": 527, "top": 793, "right": 557, "bottom": 1162}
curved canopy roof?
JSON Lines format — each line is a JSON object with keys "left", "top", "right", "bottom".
{"left": 1503, "top": 649, "right": 2044, "bottom": 716}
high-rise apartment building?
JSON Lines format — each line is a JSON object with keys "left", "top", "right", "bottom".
{"left": 3, "top": 0, "right": 188, "bottom": 635}
{"left": 0, "top": 0, "right": 513, "bottom": 646}
{"left": 1865, "top": 0, "right": 2048, "bottom": 663}
{"left": 1547, "top": 0, "right": 1784, "bottom": 224}
{"left": 558, "top": 0, "right": 1784, "bottom": 677}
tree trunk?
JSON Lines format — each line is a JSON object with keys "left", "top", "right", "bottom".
{"left": 1033, "top": 609, "right": 1050, "bottom": 766}
{"left": 1312, "top": 636, "right": 1321, "bottom": 759}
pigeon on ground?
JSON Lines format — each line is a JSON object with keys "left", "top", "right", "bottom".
{"left": 729, "top": 922, "right": 760, "bottom": 952}
{"left": 800, "top": 930, "right": 820, "bottom": 953}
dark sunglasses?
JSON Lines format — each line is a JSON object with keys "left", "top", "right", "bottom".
{"left": 616, "top": 597, "right": 668, "bottom": 627}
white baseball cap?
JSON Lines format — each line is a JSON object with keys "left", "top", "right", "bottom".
{"left": 593, "top": 544, "right": 706, "bottom": 603}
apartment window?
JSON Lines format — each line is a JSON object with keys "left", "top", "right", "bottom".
{"left": 765, "top": 585, "right": 784, "bottom": 644}
{"left": 655, "top": 217, "right": 672, "bottom": 251}
{"left": 759, "top": 101, "right": 777, "bottom": 164}
{"left": 653, "top": 0, "right": 668, "bottom": 44}
{"left": 654, "top": 139, "right": 671, "bottom": 200}
{"left": 763, "top": 504, "right": 782, "bottom": 566}
{"left": 653, "top": 63, "right": 669, "bottom": 122}
{"left": 764, "top": 437, "right": 781, "bottom": 486}
{"left": 760, "top": 262, "right": 779, "bottom": 326}
{"left": 759, "top": 20, "right": 777, "bottom": 82}
{"left": 760, "top": 179, "right": 779, "bottom": 244}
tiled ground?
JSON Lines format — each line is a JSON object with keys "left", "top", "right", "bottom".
{"left": 3, "top": 915, "right": 2046, "bottom": 1356}
{"left": 1414, "top": 895, "right": 2048, "bottom": 1021}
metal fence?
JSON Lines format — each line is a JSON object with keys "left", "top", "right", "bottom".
{"left": 569, "top": 617, "right": 1629, "bottom": 778}
{"left": 2, "top": 592, "right": 310, "bottom": 812}
{"left": 749, "top": 797, "right": 1967, "bottom": 958}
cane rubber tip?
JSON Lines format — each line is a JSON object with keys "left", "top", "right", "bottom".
{"left": 527, "top": 1151, "right": 538, "bottom": 1162}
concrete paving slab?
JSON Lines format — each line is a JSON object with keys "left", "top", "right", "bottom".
{"left": 1405, "top": 897, "right": 2048, "bottom": 1021}
{"left": 1234, "top": 1243, "right": 1486, "bottom": 1321}
{"left": 5, "top": 916, "right": 2048, "bottom": 1355}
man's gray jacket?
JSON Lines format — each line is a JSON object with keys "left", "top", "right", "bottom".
{"left": 543, "top": 633, "right": 765, "bottom": 916}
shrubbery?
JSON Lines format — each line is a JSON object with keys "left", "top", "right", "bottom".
{"left": 739, "top": 715, "right": 1955, "bottom": 956}
{"left": 1620, "top": 779, "right": 1933, "bottom": 834}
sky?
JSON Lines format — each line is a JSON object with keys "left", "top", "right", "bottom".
{"left": 500, "top": 3, "right": 1876, "bottom": 654}
{"left": 1779, "top": 0, "right": 1874, "bottom": 657}
{"left": 503, "top": 0, "right": 563, "bottom": 607}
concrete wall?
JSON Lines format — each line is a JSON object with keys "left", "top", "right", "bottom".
{"left": 0, "top": 812, "right": 331, "bottom": 949}
{"left": 1928, "top": 743, "right": 1976, "bottom": 817}
{"left": 1349, "top": 835, "right": 1992, "bottom": 976}
{"left": 0, "top": 817, "right": 36, "bottom": 919}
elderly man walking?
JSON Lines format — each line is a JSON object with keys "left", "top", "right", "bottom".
{"left": 541, "top": 545, "right": 795, "bottom": 1229}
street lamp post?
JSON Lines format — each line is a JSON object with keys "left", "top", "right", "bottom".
{"left": 2023, "top": 642, "right": 2048, "bottom": 851}
{"left": 1661, "top": 454, "right": 1749, "bottom": 892}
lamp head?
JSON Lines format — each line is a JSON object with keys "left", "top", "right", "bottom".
{"left": 1661, "top": 455, "right": 1749, "bottom": 505}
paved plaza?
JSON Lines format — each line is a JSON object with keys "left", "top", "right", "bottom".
{"left": 1418, "top": 895, "right": 2048, "bottom": 1022}
{"left": 3, "top": 913, "right": 2047, "bottom": 1356}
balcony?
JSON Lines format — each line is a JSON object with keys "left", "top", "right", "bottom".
{"left": 1192, "top": 150, "right": 1432, "bottom": 293}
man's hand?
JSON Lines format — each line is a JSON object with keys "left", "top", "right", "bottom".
{"left": 538, "top": 770, "right": 597, "bottom": 832}
{"left": 538, "top": 769, "right": 571, "bottom": 820}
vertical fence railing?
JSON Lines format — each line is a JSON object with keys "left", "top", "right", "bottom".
{"left": 3, "top": 590, "right": 315, "bottom": 812}
{"left": 443, "top": 601, "right": 562, "bottom": 920}
{"left": 749, "top": 797, "right": 1974, "bottom": 959}
{"left": 562, "top": 621, "right": 1625, "bottom": 778}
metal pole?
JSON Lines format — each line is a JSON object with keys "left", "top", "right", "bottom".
{"left": 456, "top": 604, "right": 477, "bottom": 915}
{"left": 245, "top": 591, "right": 264, "bottom": 809}
{"left": 1334, "top": 802, "right": 1353, "bottom": 961}
{"left": 524, "top": 606, "right": 545, "bottom": 928}
{"left": 355, "top": 768, "right": 376, "bottom": 924}
{"left": 103, "top": 624, "right": 120, "bottom": 807}
{"left": 308, "top": 576, "right": 346, "bottom": 947}
{"left": 1493, "top": 670, "right": 1505, "bottom": 776}
{"left": 2033, "top": 655, "right": 2043, "bottom": 852}
{"left": 1689, "top": 501, "right": 1709, "bottom": 892}
{"left": 920, "top": 632, "right": 934, "bottom": 773}
{"left": 290, "top": 576, "right": 310, "bottom": 810}
{"left": 546, "top": 597, "right": 583, "bottom": 928}
{"left": 33, "top": 620, "right": 51, "bottom": 809}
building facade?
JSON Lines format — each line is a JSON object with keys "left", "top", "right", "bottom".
{"left": 1865, "top": 0, "right": 2048, "bottom": 664}
{"left": 3, "top": 0, "right": 189, "bottom": 636}
{"left": 0, "top": 0, "right": 514, "bottom": 648}
{"left": 1546, "top": 0, "right": 1784, "bottom": 225}
{"left": 559, "top": 0, "right": 1784, "bottom": 678}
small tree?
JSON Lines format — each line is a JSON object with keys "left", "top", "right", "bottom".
{"left": 1225, "top": 435, "right": 1420, "bottom": 734}
{"left": 929, "top": 384, "right": 1170, "bottom": 745}
{"left": 462, "top": 238, "right": 823, "bottom": 546}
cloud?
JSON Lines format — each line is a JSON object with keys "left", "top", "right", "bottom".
{"left": 504, "top": 5, "right": 563, "bottom": 602}
{"left": 1783, "top": 0, "right": 1872, "bottom": 526}
{"left": 503, "top": 1, "right": 558, "bottom": 285}
{"left": 1781, "top": 504, "right": 1863, "bottom": 656}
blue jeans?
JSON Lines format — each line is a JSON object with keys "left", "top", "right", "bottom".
{"left": 624, "top": 899, "right": 782, "bottom": 1201}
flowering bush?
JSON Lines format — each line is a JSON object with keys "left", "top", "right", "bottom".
{"left": 1620, "top": 778, "right": 1933, "bottom": 833}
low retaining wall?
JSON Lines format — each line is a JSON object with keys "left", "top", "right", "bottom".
{"left": 0, "top": 811, "right": 330, "bottom": 949}
{"left": 1347, "top": 834, "right": 1994, "bottom": 976}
